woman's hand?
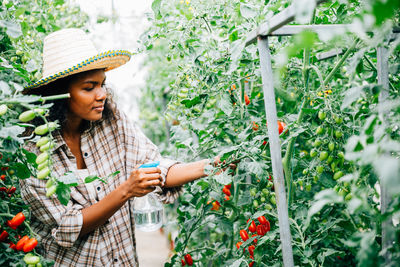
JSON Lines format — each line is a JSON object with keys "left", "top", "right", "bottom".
{"left": 125, "top": 166, "right": 163, "bottom": 198}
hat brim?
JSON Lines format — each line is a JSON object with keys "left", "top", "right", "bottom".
{"left": 23, "top": 50, "right": 131, "bottom": 94}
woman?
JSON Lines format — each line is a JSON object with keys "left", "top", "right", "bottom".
{"left": 20, "top": 28, "right": 214, "bottom": 266}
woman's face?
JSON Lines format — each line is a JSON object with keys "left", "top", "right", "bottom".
{"left": 67, "top": 69, "right": 107, "bottom": 122}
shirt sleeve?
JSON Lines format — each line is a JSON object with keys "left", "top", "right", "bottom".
{"left": 118, "top": 112, "right": 182, "bottom": 204}
{"left": 19, "top": 142, "right": 83, "bottom": 248}
{"left": 20, "top": 177, "right": 83, "bottom": 248}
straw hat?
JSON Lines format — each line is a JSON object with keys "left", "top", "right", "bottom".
{"left": 23, "top": 28, "right": 131, "bottom": 93}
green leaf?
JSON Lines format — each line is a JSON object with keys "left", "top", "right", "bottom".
{"left": 57, "top": 172, "right": 79, "bottom": 186}
{"left": 56, "top": 183, "right": 71, "bottom": 206}
{"left": 213, "top": 170, "right": 232, "bottom": 185}
{"left": 14, "top": 162, "right": 31, "bottom": 179}
{"left": 0, "top": 125, "right": 25, "bottom": 140}
{"left": 218, "top": 94, "right": 233, "bottom": 116}
{"left": 307, "top": 189, "right": 343, "bottom": 219}
{"left": 0, "top": 20, "right": 22, "bottom": 38}
{"left": 151, "top": 0, "right": 162, "bottom": 20}
{"left": 240, "top": 4, "right": 257, "bottom": 19}
{"left": 22, "top": 149, "right": 37, "bottom": 164}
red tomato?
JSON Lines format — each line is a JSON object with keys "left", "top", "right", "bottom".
{"left": 240, "top": 229, "right": 249, "bottom": 241}
{"left": 0, "top": 187, "right": 6, "bottom": 192}
{"left": 224, "top": 184, "right": 232, "bottom": 190}
{"left": 16, "top": 235, "right": 29, "bottom": 251}
{"left": 248, "top": 245, "right": 255, "bottom": 257}
{"left": 236, "top": 241, "right": 242, "bottom": 249}
{"left": 181, "top": 259, "right": 186, "bottom": 266}
{"left": 224, "top": 195, "right": 230, "bottom": 201}
{"left": 7, "top": 186, "right": 16, "bottom": 194}
{"left": 252, "top": 121, "right": 259, "bottom": 131}
{"left": 0, "top": 175, "right": 5, "bottom": 181}
{"left": 23, "top": 238, "right": 38, "bottom": 252}
{"left": 277, "top": 121, "right": 286, "bottom": 134}
{"left": 7, "top": 212, "right": 25, "bottom": 230}
{"left": 9, "top": 242, "right": 16, "bottom": 250}
{"left": 248, "top": 220, "right": 256, "bottom": 233}
{"left": 252, "top": 234, "right": 258, "bottom": 245}
{"left": 222, "top": 187, "right": 231, "bottom": 196}
{"left": 184, "top": 254, "right": 193, "bottom": 266}
{"left": 249, "top": 262, "right": 255, "bottom": 267}
{"left": 244, "top": 94, "right": 250, "bottom": 105}
{"left": 0, "top": 230, "right": 9, "bottom": 242}
{"left": 257, "top": 216, "right": 267, "bottom": 225}
{"left": 256, "top": 225, "right": 266, "bottom": 236}
{"left": 211, "top": 201, "right": 221, "bottom": 211}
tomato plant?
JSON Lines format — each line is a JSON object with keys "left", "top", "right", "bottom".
{"left": 140, "top": 0, "right": 400, "bottom": 266}
{"left": 0, "top": 0, "right": 90, "bottom": 265}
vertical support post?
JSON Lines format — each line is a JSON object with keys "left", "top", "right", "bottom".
{"left": 257, "top": 36, "right": 294, "bottom": 267}
{"left": 377, "top": 46, "right": 392, "bottom": 264}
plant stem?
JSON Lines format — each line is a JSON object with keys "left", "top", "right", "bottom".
{"left": 323, "top": 39, "right": 358, "bottom": 85}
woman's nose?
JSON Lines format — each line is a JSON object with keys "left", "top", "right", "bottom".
{"left": 96, "top": 86, "right": 107, "bottom": 100}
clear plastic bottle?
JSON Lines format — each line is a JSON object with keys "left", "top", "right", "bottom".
{"left": 132, "top": 192, "right": 163, "bottom": 232}
{"left": 132, "top": 161, "right": 164, "bottom": 232}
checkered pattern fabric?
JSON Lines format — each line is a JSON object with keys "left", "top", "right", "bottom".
{"left": 20, "top": 111, "right": 180, "bottom": 266}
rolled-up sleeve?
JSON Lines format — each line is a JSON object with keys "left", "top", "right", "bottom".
{"left": 20, "top": 178, "right": 83, "bottom": 248}
{"left": 119, "top": 112, "right": 182, "bottom": 204}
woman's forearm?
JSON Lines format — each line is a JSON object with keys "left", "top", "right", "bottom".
{"left": 164, "top": 159, "right": 209, "bottom": 187}
{"left": 79, "top": 183, "right": 131, "bottom": 237}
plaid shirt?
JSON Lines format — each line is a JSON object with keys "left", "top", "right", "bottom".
{"left": 20, "top": 111, "right": 180, "bottom": 266}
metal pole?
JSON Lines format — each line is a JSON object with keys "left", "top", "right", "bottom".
{"left": 377, "top": 45, "right": 392, "bottom": 265}
{"left": 257, "top": 36, "right": 294, "bottom": 267}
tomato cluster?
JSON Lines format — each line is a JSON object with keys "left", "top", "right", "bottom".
{"left": 236, "top": 215, "right": 271, "bottom": 265}
{"left": 181, "top": 253, "right": 193, "bottom": 266}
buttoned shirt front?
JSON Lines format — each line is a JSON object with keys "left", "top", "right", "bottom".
{"left": 20, "top": 111, "right": 180, "bottom": 266}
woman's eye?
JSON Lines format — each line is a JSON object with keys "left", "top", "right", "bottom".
{"left": 84, "top": 87, "right": 94, "bottom": 91}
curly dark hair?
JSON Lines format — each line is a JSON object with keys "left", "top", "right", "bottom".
{"left": 25, "top": 69, "right": 119, "bottom": 135}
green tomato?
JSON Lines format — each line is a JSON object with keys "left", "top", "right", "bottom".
{"left": 326, "top": 156, "right": 334, "bottom": 164}
{"left": 260, "top": 197, "right": 266, "bottom": 203}
{"left": 316, "top": 165, "right": 324, "bottom": 174}
{"left": 265, "top": 204, "right": 273, "bottom": 210}
{"left": 330, "top": 162, "right": 336, "bottom": 172}
{"left": 261, "top": 188, "right": 269, "bottom": 197}
{"left": 334, "top": 115, "right": 343, "bottom": 124}
{"left": 34, "top": 122, "right": 57, "bottom": 135}
{"left": 345, "top": 193, "right": 352, "bottom": 201}
{"left": 328, "top": 142, "right": 335, "bottom": 151}
{"left": 250, "top": 188, "right": 257, "bottom": 197}
{"left": 177, "top": 92, "right": 187, "bottom": 99}
{"left": 310, "top": 149, "right": 317, "bottom": 158}
{"left": 37, "top": 161, "right": 48, "bottom": 171}
{"left": 313, "top": 139, "right": 322, "bottom": 147}
{"left": 45, "top": 179, "right": 54, "bottom": 189}
{"left": 305, "top": 184, "right": 312, "bottom": 192}
{"left": 333, "top": 171, "right": 344, "bottom": 180}
{"left": 46, "top": 185, "right": 57, "bottom": 197}
{"left": 267, "top": 181, "right": 273, "bottom": 188}
{"left": 319, "top": 151, "right": 329, "bottom": 161}
{"left": 23, "top": 253, "right": 40, "bottom": 265}
{"left": 36, "top": 137, "right": 50, "bottom": 147}
{"left": 316, "top": 126, "right": 324, "bottom": 135}
{"left": 318, "top": 111, "right": 326, "bottom": 120}
{"left": 37, "top": 167, "right": 50, "bottom": 179}
{"left": 36, "top": 152, "right": 49, "bottom": 165}
{"left": 270, "top": 196, "right": 276, "bottom": 205}
{"left": 19, "top": 110, "right": 36, "bottom": 123}
{"left": 302, "top": 169, "right": 308, "bottom": 175}
{"left": 313, "top": 176, "right": 319, "bottom": 183}
{"left": 0, "top": 104, "right": 8, "bottom": 116}
{"left": 253, "top": 199, "right": 259, "bottom": 208}
{"left": 338, "top": 188, "right": 346, "bottom": 196}
{"left": 40, "top": 142, "right": 54, "bottom": 152}
{"left": 298, "top": 180, "right": 304, "bottom": 187}
{"left": 337, "top": 151, "right": 345, "bottom": 160}
{"left": 335, "top": 130, "right": 343, "bottom": 139}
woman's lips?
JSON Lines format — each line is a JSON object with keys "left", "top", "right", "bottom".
{"left": 93, "top": 106, "right": 104, "bottom": 112}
